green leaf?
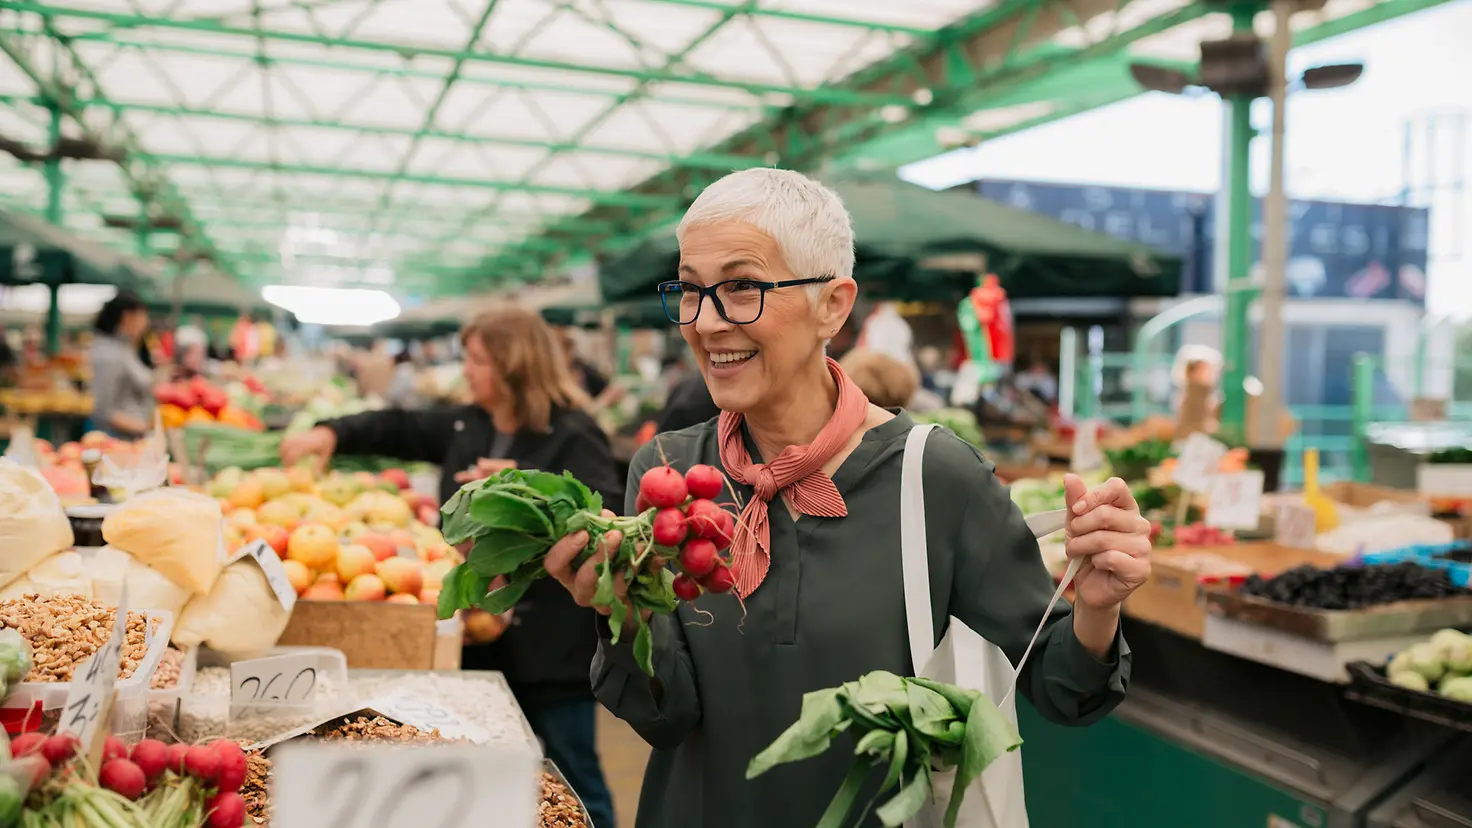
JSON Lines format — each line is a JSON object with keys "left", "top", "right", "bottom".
{"left": 436, "top": 564, "right": 491, "bottom": 618}
{"left": 910, "top": 679, "right": 981, "bottom": 720}
{"left": 815, "top": 758, "right": 872, "bottom": 828}
{"left": 854, "top": 729, "right": 895, "bottom": 758}
{"left": 905, "top": 682, "right": 960, "bottom": 741}
{"left": 561, "top": 471, "right": 597, "bottom": 510}
{"left": 593, "top": 561, "right": 617, "bottom": 607}
{"left": 469, "top": 489, "right": 555, "bottom": 538}
{"left": 439, "top": 486, "right": 485, "bottom": 546}
{"left": 630, "top": 570, "right": 678, "bottom": 614}
{"left": 945, "top": 693, "right": 1023, "bottom": 828}
{"left": 881, "top": 729, "right": 907, "bottom": 794}
{"left": 632, "top": 618, "right": 654, "bottom": 676}
{"left": 479, "top": 579, "right": 533, "bottom": 615}
{"left": 876, "top": 765, "right": 932, "bottom": 828}
{"left": 748, "top": 688, "right": 848, "bottom": 780}
{"left": 608, "top": 595, "right": 629, "bottom": 645}
{"left": 854, "top": 672, "right": 910, "bottom": 718}
{"left": 467, "top": 530, "right": 550, "bottom": 577}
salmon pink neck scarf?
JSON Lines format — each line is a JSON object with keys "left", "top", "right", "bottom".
{"left": 717, "top": 357, "right": 871, "bottom": 597}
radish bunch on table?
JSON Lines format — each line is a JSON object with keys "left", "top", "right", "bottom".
{"left": 436, "top": 462, "right": 741, "bottom": 675}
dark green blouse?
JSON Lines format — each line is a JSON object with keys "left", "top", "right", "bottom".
{"left": 593, "top": 412, "right": 1130, "bottom": 828}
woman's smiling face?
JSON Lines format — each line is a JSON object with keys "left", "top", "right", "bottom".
{"left": 677, "top": 220, "right": 851, "bottom": 416}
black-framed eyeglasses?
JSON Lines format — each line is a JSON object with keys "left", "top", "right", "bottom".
{"left": 656, "top": 278, "right": 829, "bottom": 325}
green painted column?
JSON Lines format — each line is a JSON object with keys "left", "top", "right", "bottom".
{"left": 1218, "top": 2, "right": 1261, "bottom": 445}
{"left": 1351, "top": 353, "right": 1374, "bottom": 482}
{"left": 43, "top": 104, "right": 64, "bottom": 355}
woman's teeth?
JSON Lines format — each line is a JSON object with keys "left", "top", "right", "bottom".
{"left": 710, "top": 350, "right": 756, "bottom": 365}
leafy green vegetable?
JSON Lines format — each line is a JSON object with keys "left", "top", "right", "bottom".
{"left": 748, "top": 671, "right": 1022, "bottom": 828}
{"left": 436, "top": 468, "right": 674, "bottom": 675}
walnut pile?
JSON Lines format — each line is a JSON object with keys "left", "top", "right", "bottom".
{"left": 315, "top": 715, "right": 448, "bottom": 744}
{"left": 241, "top": 746, "right": 272, "bottom": 826}
{"left": 150, "top": 646, "right": 185, "bottom": 690}
{"left": 0, "top": 594, "right": 158, "bottom": 683}
{"left": 539, "top": 772, "right": 589, "bottom": 828}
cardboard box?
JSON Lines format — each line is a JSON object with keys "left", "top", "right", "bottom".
{"left": 276, "top": 601, "right": 440, "bottom": 670}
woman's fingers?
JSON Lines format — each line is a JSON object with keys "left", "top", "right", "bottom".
{"left": 1065, "top": 530, "right": 1152, "bottom": 559}
{"left": 544, "top": 531, "right": 591, "bottom": 590}
{"left": 1067, "top": 504, "right": 1151, "bottom": 537}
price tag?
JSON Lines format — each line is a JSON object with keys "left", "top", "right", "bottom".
{"left": 1173, "top": 433, "right": 1228, "bottom": 493}
{"left": 1205, "top": 470, "right": 1265, "bottom": 530}
{"left": 241, "top": 539, "right": 297, "bottom": 612}
{"left": 1274, "top": 502, "right": 1318, "bottom": 549}
{"left": 367, "top": 692, "right": 492, "bottom": 744}
{"left": 1070, "top": 419, "right": 1104, "bottom": 473}
{"left": 230, "top": 652, "right": 319, "bottom": 716}
{"left": 58, "top": 585, "right": 130, "bottom": 753}
{"left": 270, "top": 741, "right": 538, "bottom": 828}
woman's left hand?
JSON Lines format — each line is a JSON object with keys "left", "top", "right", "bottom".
{"left": 1062, "top": 475, "right": 1152, "bottom": 610}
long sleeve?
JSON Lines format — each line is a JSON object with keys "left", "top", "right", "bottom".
{"left": 590, "top": 443, "right": 701, "bottom": 749}
{"left": 319, "top": 407, "right": 460, "bottom": 464}
{"left": 936, "top": 435, "right": 1129, "bottom": 725}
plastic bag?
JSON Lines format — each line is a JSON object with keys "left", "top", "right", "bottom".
{"left": 0, "top": 459, "right": 75, "bottom": 589}
{"left": 173, "top": 559, "right": 291, "bottom": 658}
{"left": 0, "top": 552, "right": 92, "bottom": 601}
{"left": 102, "top": 488, "right": 226, "bottom": 595}
{"left": 89, "top": 546, "right": 193, "bottom": 619}
{"left": 92, "top": 413, "right": 169, "bottom": 501}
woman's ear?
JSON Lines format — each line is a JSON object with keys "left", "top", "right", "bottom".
{"left": 818, "top": 278, "right": 857, "bottom": 339}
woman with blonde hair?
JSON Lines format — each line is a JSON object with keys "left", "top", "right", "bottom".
{"left": 280, "top": 304, "right": 620, "bottom": 827}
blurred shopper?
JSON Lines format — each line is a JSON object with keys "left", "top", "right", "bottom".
{"left": 1015, "top": 357, "right": 1059, "bottom": 405}
{"left": 279, "top": 305, "right": 619, "bottom": 828}
{"left": 838, "top": 348, "right": 945, "bottom": 412}
{"left": 90, "top": 292, "right": 155, "bottom": 439}
{"left": 653, "top": 369, "right": 720, "bottom": 432}
{"left": 384, "top": 350, "right": 424, "bottom": 409}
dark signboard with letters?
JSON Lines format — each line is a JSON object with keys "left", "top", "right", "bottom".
{"left": 975, "top": 179, "right": 1429, "bottom": 305}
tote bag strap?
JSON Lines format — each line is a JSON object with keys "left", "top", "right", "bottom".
{"left": 900, "top": 423, "right": 939, "bottom": 674}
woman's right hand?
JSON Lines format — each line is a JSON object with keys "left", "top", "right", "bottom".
{"left": 280, "top": 426, "right": 337, "bottom": 471}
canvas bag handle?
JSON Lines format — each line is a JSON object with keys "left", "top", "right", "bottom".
{"left": 899, "top": 424, "right": 1083, "bottom": 704}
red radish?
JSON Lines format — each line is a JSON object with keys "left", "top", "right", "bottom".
{"left": 684, "top": 464, "right": 725, "bottom": 500}
{"left": 671, "top": 573, "right": 702, "bottom": 602}
{"left": 634, "top": 492, "right": 653, "bottom": 514}
{"left": 213, "top": 741, "right": 248, "bottom": 793}
{"left": 41, "top": 734, "right": 79, "bottom": 764}
{"left": 129, "top": 739, "right": 169, "bottom": 780}
{"left": 679, "top": 538, "right": 719, "bottom": 579}
{"left": 99, "top": 758, "right": 147, "bottom": 800}
{"left": 205, "top": 791, "right": 247, "bottom": 828}
{"left": 651, "top": 508, "right": 688, "bottom": 547}
{"left": 13, "top": 755, "right": 50, "bottom": 789}
{"left": 702, "top": 564, "right": 737, "bottom": 594}
{"left": 184, "top": 744, "right": 221, "bottom": 781}
{"left": 166, "top": 743, "right": 189, "bottom": 774}
{"left": 103, "top": 736, "right": 129, "bottom": 763}
{"left": 687, "top": 500, "right": 734, "bottom": 548}
{"left": 9, "top": 732, "right": 44, "bottom": 758}
{"left": 639, "top": 466, "right": 688, "bottom": 509}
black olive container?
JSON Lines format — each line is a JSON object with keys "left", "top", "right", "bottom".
{"left": 65, "top": 504, "right": 116, "bottom": 550}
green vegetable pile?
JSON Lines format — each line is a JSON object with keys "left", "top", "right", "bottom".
{"left": 1386, "top": 628, "right": 1472, "bottom": 702}
{"left": 1103, "top": 437, "right": 1174, "bottom": 483}
{"left": 748, "top": 671, "right": 1021, "bottom": 828}
{"left": 0, "top": 629, "right": 31, "bottom": 702}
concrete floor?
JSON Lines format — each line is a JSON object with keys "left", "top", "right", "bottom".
{"left": 596, "top": 705, "right": 651, "bottom": 828}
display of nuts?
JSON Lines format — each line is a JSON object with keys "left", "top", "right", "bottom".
{"left": 315, "top": 715, "right": 447, "bottom": 744}
{"left": 150, "top": 646, "right": 185, "bottom": 690}
{"left": 0, "top": 594, "right": 160, "bottom": 683}
{"left": 242, "top": 746, "right": 272, "bottom": 826}
{"left": 539, "top": 772, "right": 589, "bottom": 828}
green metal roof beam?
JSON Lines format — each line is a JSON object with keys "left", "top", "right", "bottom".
{"left": 1, "top": 1, "right": 918, "bottom": 107}
{"left": 638, "top": 0, "right": 931, "bottom": 34}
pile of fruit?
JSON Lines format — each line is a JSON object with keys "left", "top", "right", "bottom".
{"left": 156, "top": 377, "right": 264, "bottom": 432}
{"left": 1155, "top": 521, "right": 1236, "bottom": 549}
{"left": 21, "top": 433, "right": 184, "bottom": 502}
{"left": 1240, "top": 562, "right": 1464, "bottom": 610}
{"left": 3, "top": 734, "right": 249, "bottom": 828}
{"left": 1385, "top": 628, "right": 1472, "bottom": 702}
{"left": 208, "top": 465, "right": 455, "bottom": 606}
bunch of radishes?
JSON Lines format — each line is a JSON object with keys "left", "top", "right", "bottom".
{"left": 635, "top": 464, "right": 741, "bottom": 601}
{"left": 9, "top": 732, "right": 247, "bottom": 827}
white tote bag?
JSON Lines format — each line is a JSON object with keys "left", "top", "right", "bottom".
{"left": 900, "top": 424, "right": 1080, "bottom": 828}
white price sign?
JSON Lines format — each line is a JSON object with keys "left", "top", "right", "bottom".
{"left": 58, "top": 585, "right": 130, "bottom": 751}
{"left": 270, "top": 742, "right": 538, "bottom": 828}
{"left": 1173, "top": 433, "right": 1228, "bottom": 493}
{"left": 367, "top": 692, "right": 492, "bottom": 744}
{"left": 241, "top": 539, "right": 298, "bottom": 612}
{"left": 1070, "top": 419, "right": 1105, "bottom": 473}
{"left": 230, "top": 652, "right": 319, "bottom": 716}
{"left": 1275, "top": 502, "right": 1318, "bottom": 549}
{"left": 1205, "top": 470, "right": 1265, "bottom": 530}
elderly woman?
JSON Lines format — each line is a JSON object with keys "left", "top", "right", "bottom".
{"left": 544, "top": 169, "right": 1151, "bottom": 828}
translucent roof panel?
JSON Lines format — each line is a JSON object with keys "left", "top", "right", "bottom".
{"left": 0, "top": 0, "right": 1448, "bottom": 298}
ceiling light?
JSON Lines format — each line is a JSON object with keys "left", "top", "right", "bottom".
{"left": 262, "top": 285, "right": 401, "bottom": 326}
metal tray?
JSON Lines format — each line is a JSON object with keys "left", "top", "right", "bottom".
{"left": 543, "top": 758, "right": 594, "bottom": 826}
{"left": 345, "top": 668, "right": 541, "bottom": 754}
{"left": 1202, "top": 587, "right": 1472, "bottom": 643}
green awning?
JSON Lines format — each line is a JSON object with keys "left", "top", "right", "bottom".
{"left": 598, "top": 174, "right": 1181, "bottom": 304}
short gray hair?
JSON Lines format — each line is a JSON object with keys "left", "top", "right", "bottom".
{"left": 677, "top": 168, "right": 855, "bottom": 283}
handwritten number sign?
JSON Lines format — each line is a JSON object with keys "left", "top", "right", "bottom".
{"left": 1173, "top": 433, "right": 1228, "bottom": 493}
{"left": 1275, "top": 502, "right": 1318, "bottom": 549}
{"left": 241, "top": 539, "right": 298, "bottom": 612}
{"left": 368, "top": 692, "right": 492, "bottom": 744}
{"left": 271, "top": 742, "right": 538, "bottom": 828}
{"left": 59, "top": 585, "right": 130, "bottom": 752}
{"left": 1070, "top": 420, "right": 1105, "bottom": 473}
{"left": 231, "top": 652, "right": 319, "bottom": 717}
{"left": 1205, "top": 470, "right": 1265, "bottom": 530}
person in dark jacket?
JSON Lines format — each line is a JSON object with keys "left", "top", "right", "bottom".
{"left": 279, "top": 305, "right": 620, "bottom": 827}
{"left": 654, "top": 369, "right": 721, "bottom": 433}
